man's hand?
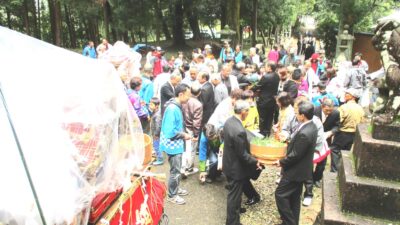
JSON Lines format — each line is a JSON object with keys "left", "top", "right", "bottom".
{"left": 256, "top": 161, "right": 264, "bottom": 170}
{"left": 272, "top": 160, "right": 281, "bottom": 167}
{"left": 324, "top": 131, "right": 333, "bottom": 139}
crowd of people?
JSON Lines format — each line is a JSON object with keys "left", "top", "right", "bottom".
{"left": 83, "top": 38, "right": 370, "bottom": 225}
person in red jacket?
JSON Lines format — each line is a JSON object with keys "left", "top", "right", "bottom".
{"left": 152, "top": 47, "right": 163, "bottom": 78}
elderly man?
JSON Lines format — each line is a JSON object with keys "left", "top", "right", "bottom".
{"left": 182, "top": 66, "right": 199, "bottom": 86}
{"left": 182, "top": 84, "right": 203, "bottom": 176}
{"left": 160, "top": 71, "right": 182, "bottom": 115}
{"left": 198, "top": 71, "right": 216, "bottom": 127}
{"left": 313, "top": 98, "right": 340, "bottom": 187}
{"left": 211, "top": 73, "right": 229, "bottom": 105}
{"left": 249, "top": 47, "right": 261, "bottom": 66}
{"left": 223, "top": 100, "right": 263, "bottom": 225}
{"left": 161, "top": 83, "right": 192, "bottom": 205}
{"left": 220, "top": 64, "right": 239, "bottom": 95}
{"left": 274, "top": 101, "right": 318, "bottom": 225}
{"left": 330, "top": 88, "right": 364, "bottom": 172}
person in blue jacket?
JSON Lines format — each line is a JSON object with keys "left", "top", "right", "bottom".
{"left": 198, "top": 124, "right": 223, "bottom": 183}
{"left": 312, "top": 82, "right": 339, "bottom": 107}
{"left": 82, "top": 41, "right": 96, "bottom": 59}
{"left": 160, "top": 83, "right": 192, "bottom": 205}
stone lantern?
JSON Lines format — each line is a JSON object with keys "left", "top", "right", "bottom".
{"left": 220, "top": 25, "right": 237, "bottom": 45}
{"left": 335, "top": 24, "right": 355, "bottom": 62}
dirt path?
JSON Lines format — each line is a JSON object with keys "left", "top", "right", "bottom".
{"left": 154, "top": 161, "right": 322, "bottom": 225}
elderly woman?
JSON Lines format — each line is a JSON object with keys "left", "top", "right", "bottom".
{"left": 274, "top": 92, "right": 295, "bottom": 141}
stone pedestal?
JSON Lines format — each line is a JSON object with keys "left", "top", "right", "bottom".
{"left": 322, "top": 123, "right": 400, "bottom": 224}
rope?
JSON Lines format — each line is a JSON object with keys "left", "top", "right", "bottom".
{"left": 0, "top": 84, "right": 47, "bottom": 225}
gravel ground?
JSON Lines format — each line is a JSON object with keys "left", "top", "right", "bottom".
{"left": 154, "top": 158, "right": 322, "bottom": 225}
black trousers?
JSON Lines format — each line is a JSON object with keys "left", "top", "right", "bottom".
{"left": 313, "top": 157, "right": 327, "bottom": 182}
{"left": 303, "top": 179, "right": 313, "bottom": 198}
{"left": 226, "top": 177, "right": 259, "bottom": 225}
{"left": 304, "top": 157, "right": 328, "bottom": 198}
{"left": 275, "top": 178, "right": 303, "bottom": 225}
{"left": 257, "top": 103, "right": 276, "bottom": 137}
{"left": 330, "top": 131, "right": 355, "bottom": 172}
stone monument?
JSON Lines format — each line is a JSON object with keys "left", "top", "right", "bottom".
{"left": 335, "top": 24, "right": 355, "bottom": 63}
{"left": 322, "top": 13, "right": 400, "bottom": 225}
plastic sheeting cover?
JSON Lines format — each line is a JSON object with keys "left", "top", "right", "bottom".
{"left": 0, "top": 27, "right": 145, "bottom": 225}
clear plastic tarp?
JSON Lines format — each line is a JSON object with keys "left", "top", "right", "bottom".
{"left": 0, "top": 27, "right": 144, "bottom": 225}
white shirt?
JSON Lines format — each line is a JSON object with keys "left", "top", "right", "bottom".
{"left": 153, "top": 72, "right": 170, "bottom": 98}
{"left": 321, "top": 110, "right": 327, "bottom": 124}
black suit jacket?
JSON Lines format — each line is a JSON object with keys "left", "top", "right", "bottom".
{"left": 253, "top": 72, "right": 280, "bottom": 108}
{"left": 222, "top": 116, "right": 258, "bottom": 181}
{"left": 314, "top": 106, "right": 340, "bottom": 134}
{"left": 280, "top": 121, "right": 318, "bottom": 182}
{"left": 160, "top": 82, "right": 175, "bottom": 116}
{"left": 198, "top": 82, "right": 215, "bottom": 126}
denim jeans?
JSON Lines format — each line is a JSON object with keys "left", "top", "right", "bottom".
{"left": 168, "top": 153, "right": 182, "bottom": 198}
{"left": 153, "top": 138, "right": 162, "bottom": 160}
{"left": 207, "top": 150, "right": 220, "bottom": 180}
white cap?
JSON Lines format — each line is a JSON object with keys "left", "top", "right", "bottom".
{"left": 205, "top": 44, "right": 212, "bottom": 49}
{"left": 156, "top": 46, "right": 162, "bottom": 51}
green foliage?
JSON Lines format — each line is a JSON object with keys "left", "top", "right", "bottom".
{"left": 251, "top": 137, "right": 286, "bottom": 147}
{"left": 313, "top": 0, "right": 400, "bottom": 59}
{"left": 1, "top": 0, "right": 399, "bottom": 51}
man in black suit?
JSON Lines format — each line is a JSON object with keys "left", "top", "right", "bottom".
{"left": 274, "top": 101, "right": 318, "bottom": 225}
{"left": 223, "top": 100, "right": 262, "bottom": 225}
{"left": 253, "top": 61, "right": 280, "bottom": 137}
{"left": 313, "top": 98, "right": 340, "bottom": 187}
{"left": 197, "top": 71, "right": 216, "bottom": 127}
{"left": 160, "top": 71, "right": 182, "bottom": 116}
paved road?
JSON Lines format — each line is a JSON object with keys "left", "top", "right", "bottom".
{"left": 153, "top": 160, "right": 321, "bottom": 225}
{"left": 154, "top": 161, "right": 228, "bottom": 225}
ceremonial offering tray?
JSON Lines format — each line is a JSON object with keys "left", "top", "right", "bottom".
{"left": 250, "top": 137, "right": 287, "bottom": 164}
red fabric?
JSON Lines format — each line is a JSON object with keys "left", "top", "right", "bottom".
{"left": 313, "top": 141, "right": 331, "bottom": 164}
{"left": 109, "top": 178, "right": 166, "bottom": 225}
{"left": 63, "top": 123, "right": 100, "bottom": 164}
{"left": 89, "top": 189, "right": 123, "bottom": 224}
{"left": 310, "top": 53, "right": 319, "bottom": 73}
{"left": 152, "top": 53, "right": 162, "bottom": 78}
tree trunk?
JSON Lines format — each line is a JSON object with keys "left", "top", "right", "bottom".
{"left": 184, "top": 0, "right": 201, "bottom": 40}
{"left": 172, "top": 0, "right": 186, "bottom": 47}
{"left": 155, "top": 0, "right": 171, "bottom": 40}
{"left": 260, "top": 28, "right": 267, "bottom": 48}
{"left": 208, "top": 24, "right": 215, "bottom": 39}
{"left": 5, "top": 6, "right": 12, "bottom": 29}
{"left": 28, "top": 0, "right": 39, "bottom": 38}
{"left": 64, "top": 4, "right": 77, "bottom": 48}
{"left": 251, "top": 0, "right": 258, "bottom": 46}
{"left": 37, "top": 0, "right": 42, "bottom": 39}
{"left": 48, "top": 0, "right": 62, "bottom": 46}
{"left": 226, "top": 0, "right": 240, "bottom": 45}
{"left": 103, "top": 0, "right": 110, "bottom": 40}
{"left": 220, "top": 0, "right": 226, "bottom": 28}
{"left": 23, "top": 0, "right": 31, "bottom": 35}
{"left": 154, "top": 0, "right": 160, "bottom": 43}
{"left": 130, "top": 31, "right": 136, "bottom": 44}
